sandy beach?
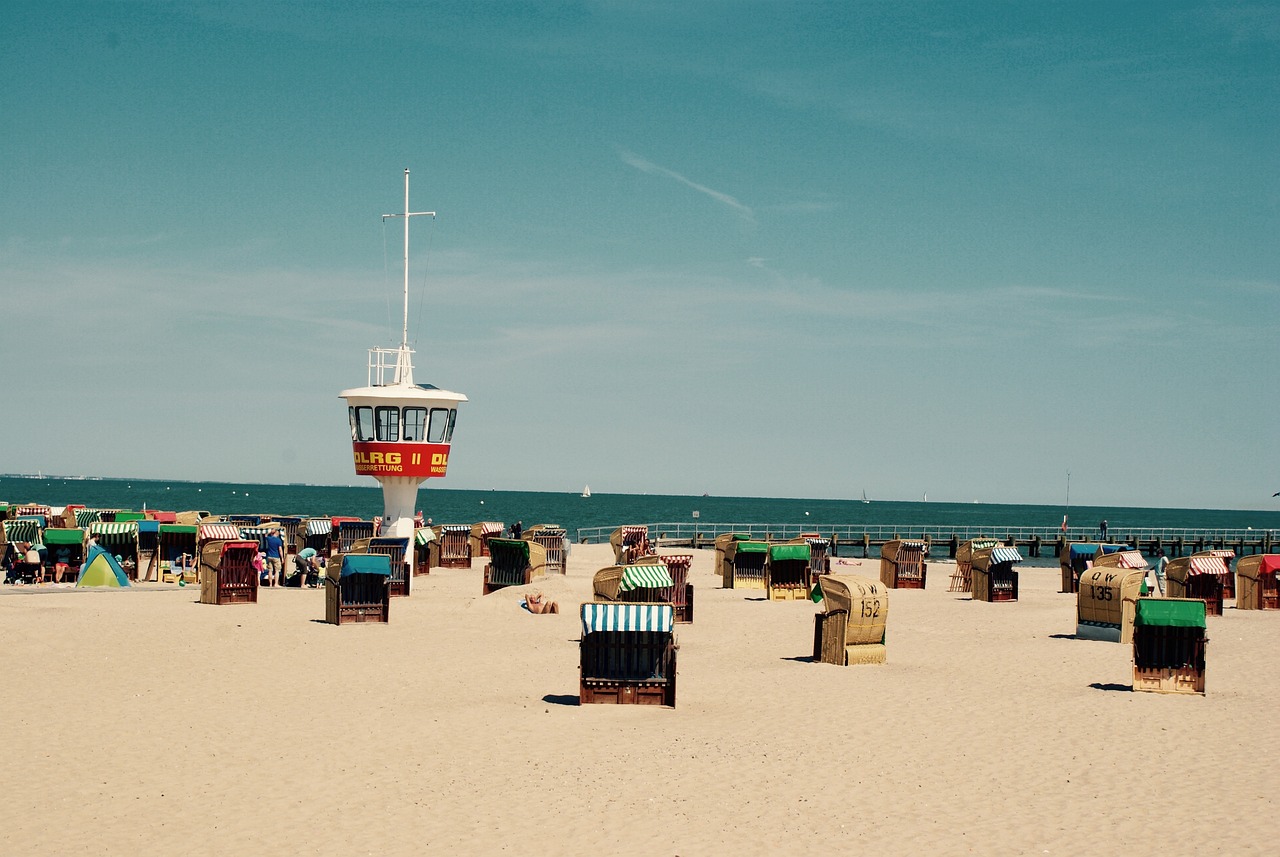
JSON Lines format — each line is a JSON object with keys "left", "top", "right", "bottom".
{"left": 1, "top": 543, "right": 1274, "bottom": 855}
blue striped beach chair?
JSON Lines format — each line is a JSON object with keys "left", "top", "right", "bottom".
{"left": 579, "top": 602, "right": 677, "bottom": 706}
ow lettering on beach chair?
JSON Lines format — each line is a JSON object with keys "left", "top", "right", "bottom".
{"left": 766, "top": 543, "right": 811, "bottom": 600}
{"left": 1060, "top": 543, "right": 1126, "bottom": 594}
{"left": 483, "top": 538, "right": 547, "bottom": 595}
{"left": 413, "top": 527, "right": 435, "bottom": 575}
{"left": 1076, "top": 551, "right": 1149, "bottom": 642}
{"left": 713, "top": 533, "right": 750, "bottom": 578}
{"left": 436, "top": 524, "right": 472, "bottom": 568}
{"left": 1132, "top": 598, "right": 1207, "bottom": 695}
{"left": 524, "top": 525, "right": 567, "bottom": 575}
{"left": 579, "top": 602, "right": 677, "bottom": 707}
{"left": 198, "top": 539, "right": 260, "bottom": 605}
{"left": 610, "top": 526, "right": 650, "bottom": 565}
{"left": 950, "top": 538, "right": 1000, "bottom": 593}
{"left": 970, "top": 546, "right": 1023, "bottom": 602}
{"left": 1235, "top": 554, "right": 1280, "bottom": 611}
{"left": 1192, "top": 549, "right": 1236, "bottom": 599}
{"left": 723, "top": 540, "right": 768, "bottom": 590}
{"left": 348, "top": 535, "right": 411, "bottom": 597}
{"left": 324, "top": 553, "right": 391, "bottom": 625}
{"left": 812, "top": 574, "right": 888, "bottom": 666}
{"left": 1165, "top": 555, "right": 1229, "bottom": 616}
{"left": 469, "top": 521, "right": 504, "bottom": 558}
{"left": 879, "top": 539, "right": 928, "bottom": 589}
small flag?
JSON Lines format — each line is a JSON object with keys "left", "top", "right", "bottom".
{"left": 811, "top": 581, "right": 824, "bottom": 603}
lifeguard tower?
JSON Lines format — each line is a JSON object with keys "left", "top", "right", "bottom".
{"left": 339, "top": 170, "right": 467, "bottom": 550}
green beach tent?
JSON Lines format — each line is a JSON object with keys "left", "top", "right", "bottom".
{"left": 76, "top": 545, "right": 131, "bottom": 587}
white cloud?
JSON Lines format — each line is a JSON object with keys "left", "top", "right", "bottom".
{"left": 618, "top": 148, "right": 755, "bottom": 223}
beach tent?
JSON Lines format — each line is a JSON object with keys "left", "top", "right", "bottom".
{"left": 76, "top": 546, "right": 131, "bottom": 587}
{"left": 89, "top": 521, "right": 140, "bottom": 578}
{"left": 812, "top": 574, "right": 888, "bottom": 665}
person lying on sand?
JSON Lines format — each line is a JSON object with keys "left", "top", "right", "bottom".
{"left": 524, "top": 591, "right": 559, "bottom": 614}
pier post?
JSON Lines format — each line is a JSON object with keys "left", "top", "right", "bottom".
{"left": 830, "top": 532, "right": 839, "bottom": 557}
{"left": 948, "top": 536, "right": 958, "bottom": 559}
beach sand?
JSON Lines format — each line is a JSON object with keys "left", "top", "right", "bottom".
{"left": 1, "top": 544, "right": 1274, "bottom": 855}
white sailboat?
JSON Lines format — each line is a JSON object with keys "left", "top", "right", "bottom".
{"left": 861, "top": 490, "right": 870, "bottom": 504}
{"left": 581, "top": 485, "right": 591, "bottom": 498}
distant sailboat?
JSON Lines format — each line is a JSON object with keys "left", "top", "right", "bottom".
{"left": 581, "top": 485, "right": 591, "bottom": 498}
{"left": 862, "top": 490, "right": 870, "bottom": 504}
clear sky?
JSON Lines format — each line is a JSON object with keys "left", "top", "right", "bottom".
{"left": 2, "top": 2, "right": 1277, "bottom": 510}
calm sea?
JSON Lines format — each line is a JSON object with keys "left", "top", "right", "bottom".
{"left": 4, "top": 476, "right": 1277, "bottom": 542}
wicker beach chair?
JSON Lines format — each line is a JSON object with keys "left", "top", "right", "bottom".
{"left": 469, "top": 521, "right": 505, "bottom": 558}
{"left": 812, "top": 574, "right": 888, "bottom": 666}
{"left": 1059, "top": 543, "right": 1127, "bottom": 594}
{"left": 951, "top": 538, "right": 1000, "bottom": 593}
{"left": 609, "top": 526, "right": 650, "bottom": 565}
{"left": 1165, "top": 555, "right": 1228, "bottom": 616}
{"left": 158, "top": 523, "right": 199, "bottom": 583}
{"left": 723, "top": 540, "right": 768, "bottom": 590}
{"left": 524, "top": 525, "right": 567, "bottom": 575}
{"left": 713, "top": 533, "right": 750, "bottom": 578}
{"left": 198, "top": 539, "right": 260, "bottom": 605}
{"left": 332, "top": 519, "right": 375, "bottom": 555}
{"left": 1076, "top": 552, "right": 1148, "bottom": 642}
{"left": 1235, "top": 554, "right": 1280, "bottom": 610}
{"left": 324, "top": 553, "right": 391, "bottom": 625}
{"left": 437, "top": 524, "right": 472, "bottom": 568}
{"left": 413, "top": 527, "right": 435, "bottom": 575}
{"left": 970, "top": 545, "right": 1023, "bottom": 602}
{"left": 1192, "top": 549, "right": 1236, "bottom": 599}
{"left": 349, "top": 535, "right": 412, "bottom": 597}
{"left": 766, "top": 543, "right": 811, "bottom": 600}
{"left": 637, "top": 554, "right": 694, "bottom": 623}
{"left": 579, "top": 602, "right": 677, "bottom": 706}
{"left": 483, "top": 538, "right": 547, "bottom": 595}
{"left": 593, "top": 562, "right": 674, "bottom": 605}
{"left": 41, "top": 527, "right": 87, "bottom": 583}
{"left": 1132, "top": 598, "right": 1207, "bottom": 694}
{"left": 89, "top": 520, "right": 141, "bottom": 580}
{"left": 879, "top": 539, "right": 928, "bottom": 589}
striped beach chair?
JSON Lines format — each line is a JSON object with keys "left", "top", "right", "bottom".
{"left": 469, "top": 521, "right": 505, "bottom": 558}
{"left": 437, "top": 524, "right": 472, "bottom": 568}
{"left": 610, "top": 525, "right": 650, "bottom": 565}
{"left": 971, "top": 545, "right": 1023, "bottom": 602}
{"left": 1166, "top": 555, "right": 1229, "bottom": 616}
{"left": 579, "top": 602, "right": 677, "bottom": 706}
{"left": 950, "top": 538, "right": 1000, "bottom": 593}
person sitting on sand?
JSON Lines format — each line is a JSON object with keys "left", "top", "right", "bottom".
{"left": 524, "top": 591, "right": 558, "bottom": 614}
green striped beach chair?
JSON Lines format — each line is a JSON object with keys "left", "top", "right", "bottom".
{"left": 579, "top": 602, "right": 677, "bottom": 707}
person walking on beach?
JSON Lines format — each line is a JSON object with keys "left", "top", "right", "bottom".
{"left": 264, "top": 528, "right": 285, "bottom": 587}
{"left": 1153, "top": 548, "right": 1168, "bottom": 596}
{"left": 1099, "top": 519, "right": 1108, "bottom": 540}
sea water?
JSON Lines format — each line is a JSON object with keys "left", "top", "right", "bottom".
{"left": 4, "top": 476, "right": 1276, "bottom": 543}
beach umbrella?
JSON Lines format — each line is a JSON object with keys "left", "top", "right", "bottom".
{"left": 76, "top": 546, "right": 131, "bottom": 587}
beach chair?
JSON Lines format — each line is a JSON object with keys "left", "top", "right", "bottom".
{"left": 524, "top": 525, "right": 567, "bottom": 575}
{"left": 713, "top": 533, "right": 750, "bottom": 578}
{"left": 469, "top": 521, "right": 505, "bottom": 558}
{"left": 1076, "top": 552, "right": 1148, "bottom": 642}
{"left": 198, "top": 539, "right": 260, "bottom": 605}
{"left": 1235, "top": 555, "right": 1280, "bottom": 610}
{"left": 579, "top": 602, "right": 677, "bottom": 707}
{"left": 332, "top": 519, "right": 375, "bottom": 555}
{"left": 593, "top": 563, "right": 674, "bottom": 605}
{"left": 437, "top": 524, "right": 472, "bottom": 568}
{"left": 609, "top": 526, "right": 650, "bottom": 565}
{"left": 41, "top": 527, "right": 87, "bottom": 583}
{"left": 879, "top": 539, "right": 928, "bottom": 589}
{"left": 645, "top": 554, "right": 693, "bottom": 623}
{"left": 812, "top": 574, "right": 888, "bottom": 666}
{"left": 301, "top": 518, "right": 333, "bottom": 556}
{"left": 970, "top": 546, "right": 1022, "bottom": 602}
{"left": 1060, "top": 543, "right": 1127, "bottom": 594}
{"left": 766, "top": 543, "right": 811, "bottom": 600}
{"left": 1165, "top": 556, "right": 1228, "bottom": 616}
{"left": 1132, "top": 598, "right": 1207, "bottom": 695}
{"left": 951, "top": 538, "right": 1000, "bottom": 593}
{"left": 350, "top": 535, "right": 411, "bottom": 597}
{"left": 803, "top": 536, "right": 831, "bottom": 579}
{"left": 1193, "top": 549, "right": 1236, "bottom": 599}
{"left": 482, "top": 538, "right": 547, "bottom": 595}
{"left": 413, "top": 527, "right": 435, "bottom": 575}
{"left": 158, "top": 523, "right": 199, "bottom": 583}
{"left": 324, "top": 553, "right": 391, "bottom": 625}
{"left": 89, "top": 520, "right": 141, "bottom": 579}
{"left": 723, "top": 540, "right": 768, "bottom": 590}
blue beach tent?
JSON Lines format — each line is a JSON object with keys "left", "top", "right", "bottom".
{"left": 76, "top": 545, "right": 131, "bottom": 587}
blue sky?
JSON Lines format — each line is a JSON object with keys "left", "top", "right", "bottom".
{"left": 2, "top": 1, "right": 1277, "bottom": 510}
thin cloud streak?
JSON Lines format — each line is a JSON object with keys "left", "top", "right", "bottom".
{"left": 618, "top": 148, "right": 755, "bottom": 223}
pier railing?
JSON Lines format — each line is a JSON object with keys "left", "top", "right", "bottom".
{"left": 574, "top": 523, "right": 1277, "bottom": 558}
